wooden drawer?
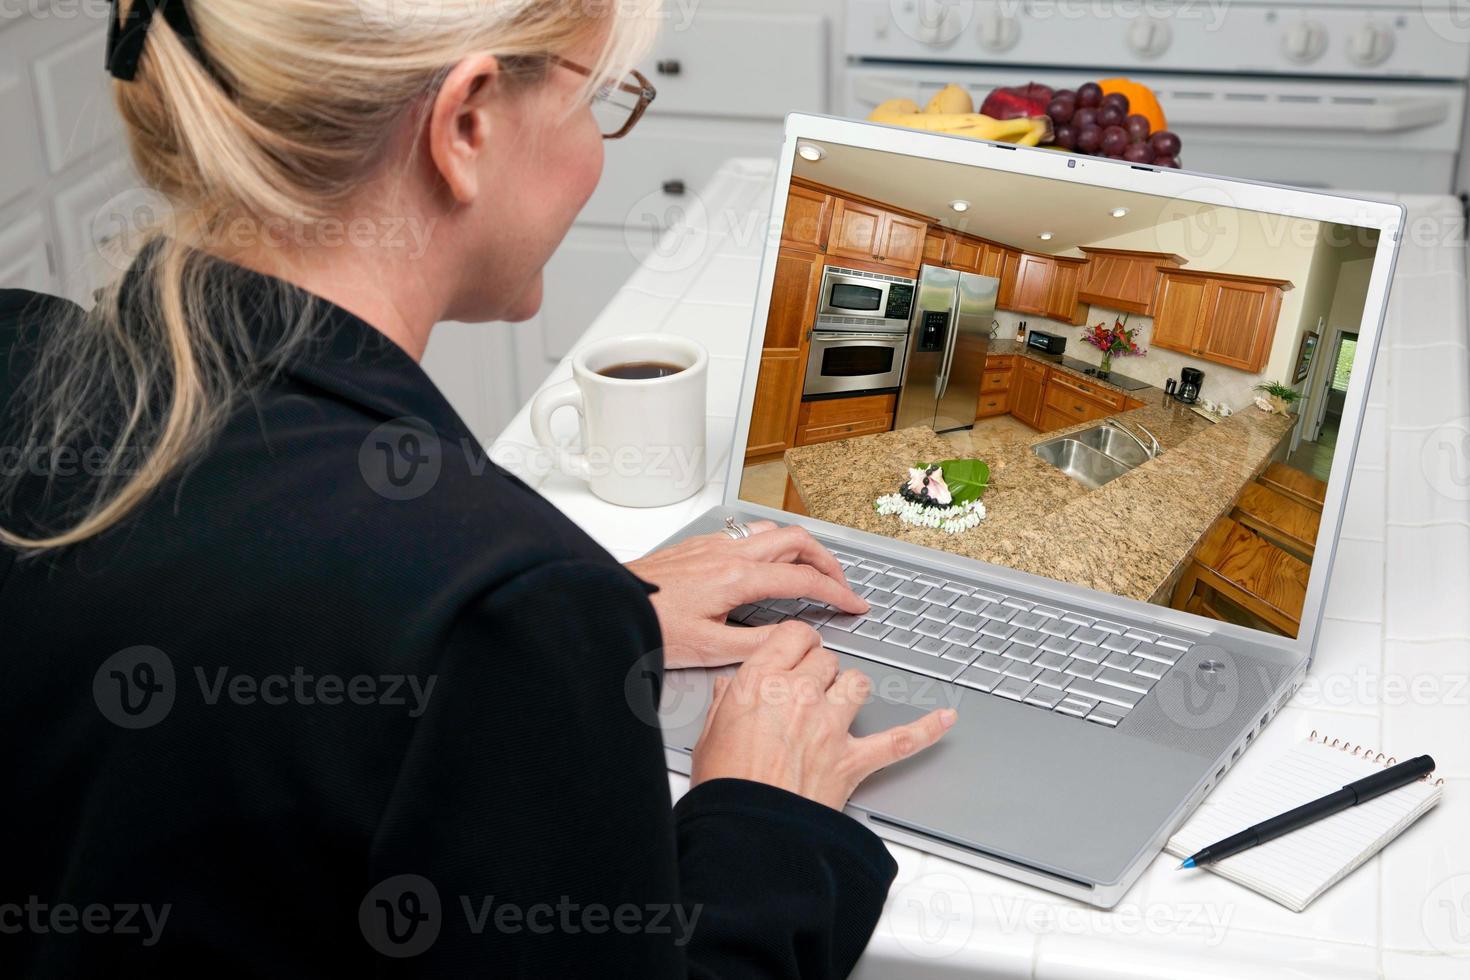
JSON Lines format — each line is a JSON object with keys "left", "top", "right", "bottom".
{"left": 977, "top": 390, "right": 1010, "bottom": 417}
{"left": 796, "top": 394, "right": 896, "bottom": 446}
{"left": 985, "top": 354, "right": 1014, "bottom": 370}
{"left": 1043, "top": 382, "right": 1111, "bottom": 425}
{"left": 1039, "top": 406, "right": 1077, "bottom": 432}
{"left": 1048, "top": 371, "right": 1126, "bottom": 411}
{"left": 1017, "top": 356, "right": 1048, "bottom": 379}
{"left": 981, "top": 369, "right": 1012, "bottom": 394}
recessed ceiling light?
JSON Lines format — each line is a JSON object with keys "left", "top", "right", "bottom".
{"left": 797, "top": 144, "right": 824, "bottom": 161}
{"left": 949, "top": 200, "right": 970, "bottom": 213}
{"left": 1038, "top": 232, "right": 1053, "bottom": 241}
{"left": 1110, "top": 207, "right": 1129, "bottom": 218}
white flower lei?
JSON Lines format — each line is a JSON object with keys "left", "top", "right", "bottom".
{"left": 874, "top": 493, "right": 987, "bottom": 535}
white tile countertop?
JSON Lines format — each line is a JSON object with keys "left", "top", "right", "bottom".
{"left": 491, "top": 159, "right": 1470, "bottom": 978}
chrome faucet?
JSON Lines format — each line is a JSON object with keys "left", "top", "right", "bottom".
{"left": 1107, "top": 417, "right": 1162, "bottom": 459}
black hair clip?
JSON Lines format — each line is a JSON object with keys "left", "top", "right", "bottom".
{"left": 106, "top": 0, "right": 216, "bottom": 84}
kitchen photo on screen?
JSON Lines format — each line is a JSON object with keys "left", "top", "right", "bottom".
{"left": 739, "top": 139, "right": 1383, "bottom": 639}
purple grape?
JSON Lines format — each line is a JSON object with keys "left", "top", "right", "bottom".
{"left": 1098, "top": 104, "right": 1125, "bottom": 128}
{"left": 1076, "top": 125, "right": 1103, "bottom": 153}
{"left": 1074, "top": 107, "right": 1099, "bottom": 129}
{"left": 1100, "top": 126, "right": 1129, "bottom": 156}
{"left": 1052, "top": 124, "right": 1077, "bottom": 150}
{"left": 1076, "top": 82, "right": 1103, "bottom": 108}
{"left": 1102, "top": 92, "right": 1130, "bottom": 114}
{"left": 1122, "top": 142, "right": 1155, "bottom": 164}
{"left": 1150, "top": 130, "right": 1182, "bottom": 157}
{"left": 1047, "top": 98, "right": 1075, "bottom": 124}
{"left": 1125, "top": 114, "right": 1151, "bottom": 142}
{"left": 1154, "top": 155, "right": 1180, "bottom": 168}
{"left": 1053, "top": 88, "right": 1076, "bottom": 103}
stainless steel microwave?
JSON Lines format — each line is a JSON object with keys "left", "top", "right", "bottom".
{"left": 816, "top": 265, "right": 917, "bottom": 333}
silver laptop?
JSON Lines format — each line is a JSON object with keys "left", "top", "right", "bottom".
{"left": 652, "top": 112, "right": 1403, "bottom": 909}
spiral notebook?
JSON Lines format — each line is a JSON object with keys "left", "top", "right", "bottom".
{"left": 1165, "top": 731, "right": 1443, "bottom": 912}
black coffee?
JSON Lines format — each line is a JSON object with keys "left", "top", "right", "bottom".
{"left": 598, "top": 360, "right": 685, "bottom": 381}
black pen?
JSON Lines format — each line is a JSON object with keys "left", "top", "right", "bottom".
{"left": 1178, "top": 754, "right": 1436, "bottom": 869}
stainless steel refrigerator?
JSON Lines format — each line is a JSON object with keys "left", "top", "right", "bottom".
{"left": 894, "top": 265, "right": 998, "bottom": 433}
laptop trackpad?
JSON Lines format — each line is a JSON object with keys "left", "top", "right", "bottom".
{"left": 850, "top": 696, "right": 931, "bottom": 738}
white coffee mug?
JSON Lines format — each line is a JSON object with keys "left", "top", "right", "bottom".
{"left": 530, "top": 334, "right": 708, "bottom": 507}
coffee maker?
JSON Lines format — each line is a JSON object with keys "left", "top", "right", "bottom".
{"left": 1175, "top": 367, "right": 1204, "bottom": 404}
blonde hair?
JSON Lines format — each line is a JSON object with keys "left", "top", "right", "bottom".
{"left": 1, "top": 0, "right": 656, "bottom": 552}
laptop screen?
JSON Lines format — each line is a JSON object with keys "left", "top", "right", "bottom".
{"left": 736, "top": 135, "right": 1389, "bottom": 642}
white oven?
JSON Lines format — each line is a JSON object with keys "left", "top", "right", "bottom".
{"left": 844, "top": 0, "right": 1470, "bottom": 194}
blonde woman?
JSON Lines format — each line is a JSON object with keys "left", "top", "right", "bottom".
{"left": 0, "top": 0, "right": 955, "bottom": 975}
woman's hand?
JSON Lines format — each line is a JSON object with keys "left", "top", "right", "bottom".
{"left": 690, "top": 621, "right": 956, "bottom": 811}
{"left": 626, "top": 522, "right": 869, "bottom": 670}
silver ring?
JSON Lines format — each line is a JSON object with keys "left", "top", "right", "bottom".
{"left": 722, "top": 516, "right": 752, "bottom": 540}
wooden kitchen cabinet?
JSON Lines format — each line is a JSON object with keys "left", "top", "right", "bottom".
{"left": 1150, "top": 268, "right": 1293, "bottom": 373}
{"left": 780, "top": 182, "right": 833, "bottom": 253}
{"left": 1009, "top": 253, "right": 1054, "bottom": 315}
{"left": 826, "top": 197, "right": 926, "bottom": 271}
{"left": 746, "top": 246, "right": 823, "bottom": 461}
{"left": 996, "top": 249, "right": 1022, "bottom": 309}
{"left": 923, "top": 230, "right": 949, "bottom": 265}
{"left": 795, "top": 393, "right": 896, "bottom": 446}
{"left": 1044, "top": 257, "right": 1088, "bottom": 325}
{"left": 1077, "top": 247, "right": 1185, "bottom": 315}
{"left": 1011, "top": 357, "right": 1048, "bottom": 428}
{"left": 876, "top": 213, "right": 927, "bottom": 269}
{"left": 978, "top": 242, "right": 1010, "bottom": 279}
{"left": 946, "top": 235, "right": 982, "bottom": 272}
{"left": 1044, "top": 371, "right": 1117, "bottom": 427}
{"left": 977, "top": 354, "right": 1014, "bottom": 418}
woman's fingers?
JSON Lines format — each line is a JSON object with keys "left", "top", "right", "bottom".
{"left": 848, "top": 708, "right": 957, "bottom": 779}
{"left": 731, "top": 560, "right": 869, "bottom": 614}
{"left": 826, "top": 668, "right": 873, "bottom": 727}
{"left": 735, "top": 525, "right": 848, "bottom": 589}
{"left": 789, "top": 643, "right": 840, "bottom": 692}
{"left": 746, "top": 620, "right": 822, "bottom": 673}
{"left": 743, "top": 520, "right": 781, "bottom": 536}
{"left": 697, "top": 675, "right": 731, "bottom": 743}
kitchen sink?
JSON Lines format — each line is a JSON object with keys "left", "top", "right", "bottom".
{"left": 1071, "top": 424, "right": 1151, "bottom": 468}
{"left": 1032, "top": 434, "right": 1136, "bottom": 489}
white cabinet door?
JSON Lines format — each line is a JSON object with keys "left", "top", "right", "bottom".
{"left": 641, "top": 9, "right": 827, "bottom": 119}
{"left": 0, "top": 214, "right": 52, "bottom": 293}
{"left": 580, "top": 116, "right": 783, "bottom": 229}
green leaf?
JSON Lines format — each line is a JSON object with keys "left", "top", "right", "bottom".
{"left": 934, "top": 458, "right": 990, "bottom": 505}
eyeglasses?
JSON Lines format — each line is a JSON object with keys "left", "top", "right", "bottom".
{"left": 547, "top": 55, "right": 657, "bottom": 140}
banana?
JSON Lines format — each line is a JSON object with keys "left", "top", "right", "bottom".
{"left": 869, "top": 98, "right": 922, "bottom": 119}
{"left": 924, "top": 83, "right": 973, "bottom": 115}
{"left": 867, "top": 109, "right": 1041, "bottom": 142}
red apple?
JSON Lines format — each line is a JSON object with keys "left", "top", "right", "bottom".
{"left": 981, "top": 81, "right": 1056, "bottom": 120}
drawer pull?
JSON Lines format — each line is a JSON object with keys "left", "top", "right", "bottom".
{"left": 661, "top": 179, "right": 686, "bottom": 196}
{"left": 656, "top": 59, "right": 682, "bottom": 76}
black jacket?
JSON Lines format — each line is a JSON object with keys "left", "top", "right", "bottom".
{"left": 0, "top": 266, "right": 896, "bottom": 977}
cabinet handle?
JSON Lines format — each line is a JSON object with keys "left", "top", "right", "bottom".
{"left": 661, "top": 179, "right": 686, "bottom": 196}
{"left": 656, "top": 58, "right": 682, "bottom": 75}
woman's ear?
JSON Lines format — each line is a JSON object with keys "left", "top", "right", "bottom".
{"left": 426, "top": 54, "right": 501, "bottom": 206}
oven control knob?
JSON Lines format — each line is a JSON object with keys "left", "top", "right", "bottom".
{"left": 1347, "top": 22, "right": 1395, "bottom": 66}
{"left": 1126, "top": 17, "right": 1172, "bottom": 59}
{"left": 977, "top": 7, "right": 1020, "bottom": 52}
{"left": 1281, "top": 20, "right": 1328, "bottom": 64}
{"left": 910, "top": 1, "right": 964, "bottom": 47}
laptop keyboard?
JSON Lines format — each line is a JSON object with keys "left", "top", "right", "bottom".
{"left": 727, "top": 550, "right": 1196, "bottom": 728}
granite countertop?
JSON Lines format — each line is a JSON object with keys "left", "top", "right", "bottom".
{"left": 984, "top": 338, "right": 1158, "bottom": 400}
{"left": 784, "top": 398, "right": 1295, "bottom": 604}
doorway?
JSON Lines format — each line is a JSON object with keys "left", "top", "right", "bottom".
{"left": 1290, "top": 330, "right": 1358, "bottom": 481}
